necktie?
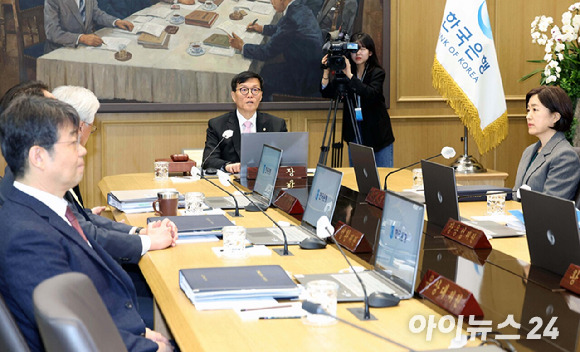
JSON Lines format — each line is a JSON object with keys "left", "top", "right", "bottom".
{"left": 65, "top": 207, "right": 88, "bottom": 242}
{"left": 79, "top": 0, "right": 86, "bottom": 23}
{"left": 243, "top": 120, "right": 253, "bottom": 134}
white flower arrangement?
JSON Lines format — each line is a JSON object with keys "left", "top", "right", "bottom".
{"left": 524, "top": 2, "right": 580, "bottom": 142}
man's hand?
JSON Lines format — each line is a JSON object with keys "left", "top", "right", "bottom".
{"left": 115, "top": 19, "right": 134, "bottom": 31}
{"left": 147, "top": 218, "right": 178, "bottom": 250}
{"left": 228, "top": 32, "right": 244, "bottom": 51}
{"left": 246, "top": 22, "right": 263, "bottom": 33}
{"left": 91, "top": 206, "right": 106, "bottom": 215}
{"left": 145, "top": 328, "right": 173, "bottom": 352}
{"left": 225, "top": 162, "right": 241, "bottom": 174}
{"left": 79, "top": 34, "right": 103, "bottom": 47}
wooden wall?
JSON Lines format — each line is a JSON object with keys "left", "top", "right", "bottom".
{"left": 1, "top": 0, "right": 571, "bottom": 208}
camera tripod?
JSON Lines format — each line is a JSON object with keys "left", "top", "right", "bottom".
{"left": 318, "top": 75, "right": 362, "bottom": 167}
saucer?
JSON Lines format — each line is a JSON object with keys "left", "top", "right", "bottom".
{"left": 203, "top": 3, "right": 217, "bottom": 11}
{"left": 169, "top": 15, "right": 185, "bottom": 24}
{"left": 187, "top": 46, "right": 205, "bottom": 56}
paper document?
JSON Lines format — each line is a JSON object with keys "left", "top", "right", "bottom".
{"left": 144, "top": 6, "right": 173, "bottom": 18}
{"left": 208, "top": 46, "right": 235, "bottom": 57}
{"left": 132, "top": 22, "right": 166, "bottom": 37}
{"left": 90, "top": 37, "right": 131, "bottom": 51}
{"left": 216, "top": 20, "right": 245, "bottom": 37}
{"left": 132, "top": 15, "right": 154, "bottom": 23}
{"left": 249, "top": 3, "right": 273, "bottom": 14}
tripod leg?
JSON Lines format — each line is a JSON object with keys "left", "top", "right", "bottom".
{"left": 318, "top": 99, "right": 337, "bottom": 165}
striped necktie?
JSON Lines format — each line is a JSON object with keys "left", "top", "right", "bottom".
{"left": 79, "top": 0, "right": 86, "bottom": 23}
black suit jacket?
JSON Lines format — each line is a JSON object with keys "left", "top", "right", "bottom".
{"left": 202, "top": 111, "right": 288, "bottom": 170}
{"left": 0, "top": 167, "right": 143, "bottom": 264}
{"left": 321, "top": 66, "right": 395, "bottom": 151}
{"left": 0, "top": 186, "right": 157, "bottom": 351}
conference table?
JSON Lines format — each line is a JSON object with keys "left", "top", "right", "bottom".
{"left": 37, "top": 1, "right": 275, "bottom": 103}
{"left": 98, "top": 168, "right": 579, "bottom": 352}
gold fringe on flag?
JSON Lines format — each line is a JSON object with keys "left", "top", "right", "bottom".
{"left": 432, "top": 57, "right": 508, "bottom": 154}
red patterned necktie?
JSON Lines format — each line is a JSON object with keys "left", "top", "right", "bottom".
{"left": 65, "top": 207, "right": 88, "bottom": 242}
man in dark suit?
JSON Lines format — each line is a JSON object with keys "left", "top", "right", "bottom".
{"left": 228, "top": 0, "right": 323, "bottom": 100}
{"left": 0, "top": 96, "right": 173, "bottom": 351}
{"left": 44, "top": 0, "right": 134, "bottom": 53}
{"left": 202, "top": 71, "right": 287, "bottom": 173}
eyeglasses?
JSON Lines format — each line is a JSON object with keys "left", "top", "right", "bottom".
{"left": 237, "top": 87, "right": 262, "bottom": 96}
{"left": 54, "top": 134, "right": 82, "bottom": 149}
{"left": 82, "top": 122, "right": 98, "bottom": 134}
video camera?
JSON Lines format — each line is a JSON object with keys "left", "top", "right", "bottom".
{"left": 322, "top": 32, "right": 359, "bottom": 72}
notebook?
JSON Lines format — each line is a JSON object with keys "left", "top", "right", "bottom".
{"left": 146, "top": 214, "right": 233, "bottom": 235}
{"left": 205, "top": 144, "right": 283, "bottom": 210}
{"left": 296, "top": 190, "right": 426, "bottom": 301}
{"left": 245, "top": 164, "right": 343, "bottom": 245}
{"left": 349, "top": 142, "right": 380, "bottom": 195}
{"left": 521, "top": 188, "right": 580, "bottom": 276}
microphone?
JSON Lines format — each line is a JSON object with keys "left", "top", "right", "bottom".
{"left": 457, "top": 184, "right": 531, "bottom": 202}
{"left": 315, "top": 216, "right": 371, "bottom": 321}
{"left": 383, "top": 146, "right": 456, "bottom": 190}
{"left": 217, "top": 170, "right": 292, "bottom": 256}
{"left": 301, "top": 301, "right": 414, "bottom": 350}
{"left": 190, "top": 166, "right": 242, "bottom": 217}
{"left": 200, "top": 129, "right": 234, "bottom": 173}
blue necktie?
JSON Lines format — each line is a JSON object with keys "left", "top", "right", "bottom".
{"left": 79, "top": 0, "right": 86, "bottom": 23}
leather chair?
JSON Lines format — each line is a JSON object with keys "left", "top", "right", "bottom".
{"left": 33, "top": 272, "right": 128, "bottom": 352}
{"left": 0, "top": 292, "right": 30, "bottom": 352}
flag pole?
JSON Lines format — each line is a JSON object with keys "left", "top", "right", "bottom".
{"left": 450, "top": 126, "right": 486, "bottom": 173}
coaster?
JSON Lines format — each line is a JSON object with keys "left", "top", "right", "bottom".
{"left": 114, "top": 50, "right": 132, "bottom": 61}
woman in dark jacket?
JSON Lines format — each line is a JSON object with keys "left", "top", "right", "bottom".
{"left": 321, "top": 32, "right": 394, "bottom": 166}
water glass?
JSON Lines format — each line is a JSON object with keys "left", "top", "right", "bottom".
{"left": 185, "top": 192, "right": 205, "bottom": 215}
{"left": 154, "top": 161, "right": 169, "bottom": 181}
{"left": 412, "top": 168, "right": 423, "bottom": 189}
{"left": 302, "top": 280, "right": 338, "bottom": 326}
{"left": 486, "top": 192, "right": 506, "bottom": 215}
{"left": 222, "top": 226, "right": 247, "bottom": 258}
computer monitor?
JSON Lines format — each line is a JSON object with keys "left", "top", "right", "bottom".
{"left": 301, "top": 164, "right": 343, "bottom": 231}
{"left": 421, "top": 159, "right": 460, "bottom": 228}
{"left": 240, "top": 132, "right": 308, "bottom": 180}
{"left": 252, "top": 144, "right": 283, "bottom": 206}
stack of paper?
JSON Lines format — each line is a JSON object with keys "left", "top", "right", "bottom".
{"left": 179, "top": 265, "right": 300, "bottom": 307}
{"left": 107, "top": 188, "right": 183, "bottom": 213}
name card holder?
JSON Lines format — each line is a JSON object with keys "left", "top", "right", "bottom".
{"left": 560, "top": 264, "right": 580, "bottom": 294}
{"left": 417, "top": 270, "right": 484, "bottom": 318}
{"left": 273, "top": 190, "right": 304, "bottom": 215}
{"left": 364, "top": 187, "right": 386, "bottom": 209}
{"left": 441, "top": 219, "right": 491, "bottom": 249}
{"left": 246, "top": 166, "right": 307, "bottom": 180}
{"left": 333, "top": 221, "right": 373, "bottom": 253}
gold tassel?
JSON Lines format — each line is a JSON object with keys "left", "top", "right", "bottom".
{"left": 432, "top": 57, "right": 508, "bottom": 154}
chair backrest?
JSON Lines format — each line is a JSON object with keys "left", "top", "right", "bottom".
{"left": 0, "top": 292, "right": 30, "bottom": 352}
{"left": 574, "top": 147, "right": 580, "bottom": 209}
{"left": 33, "top": 272, "right": 128, "bottom": 352}
{"left": 12, "top": 0, "right": 45, "bottom": 80}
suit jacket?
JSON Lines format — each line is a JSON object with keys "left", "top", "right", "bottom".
{"left": 321, "top": 65, "right": 395, "bottom": 151}
{"left": 44, "top": 0, "right": 118, "bottom": 52}
{"left": 0, "top": 167, "right": 142, "bottom": 264}
{"left": 202, "top": 111, "right": 288, "bottom": 170}
{"left": 0, "top": 187, "right": 157, "bottom": 351}
{"left": 243, "top": 0, "right": 323, "bottom": 99}
{"left": 316, "top": 0, "right": 358, "bottom": 36}
{"left": 513, "top": 131, "right": 580, "bottom": 201}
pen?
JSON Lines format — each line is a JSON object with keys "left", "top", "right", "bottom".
{"left": 251, "top": 19, "right": 258, "bottom": 26}
{"left": 240, "top": 304, "right": 292, "bottom": 312}
{"left": 259, "top": 316, "right": 302, "bottom": 320}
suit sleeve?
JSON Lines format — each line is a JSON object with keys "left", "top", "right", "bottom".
{"left": 202, "top": 119, "right": 229, "bottom": 170}
{"left": 90, "top": 0, "right": 118, "bottom": 27}
{"left": 72, "top": 206, "right": 142, "bottom": 264}
{"left": 87, "top": 211, "right": 134, "bottom": 233}
{"left": 44, "top": 0, "right": 83, "bottom": 47}
{"left": 243, "top": 20, "right": 290, "bottom": 61}
{"left": 347, "top": 68, "right": 385, "bottom": 102}
{"left": 543, "top": 148, "right": 580, "bottom": 200}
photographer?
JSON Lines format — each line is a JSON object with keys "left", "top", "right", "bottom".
{"left": 321, "top": 32, "right": 395, "bottom": 167}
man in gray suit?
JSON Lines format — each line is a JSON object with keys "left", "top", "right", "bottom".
{"left": 44, "top": 0, "right": 134, "bottom": 53}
